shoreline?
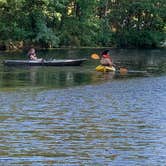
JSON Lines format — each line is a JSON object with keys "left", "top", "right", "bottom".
{"left": 0, "top": 46, "right": 165, "bottom": 53}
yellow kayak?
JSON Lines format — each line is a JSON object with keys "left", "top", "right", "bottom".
{"left": 96, "top": 65, "right": 116, "bottom": 72}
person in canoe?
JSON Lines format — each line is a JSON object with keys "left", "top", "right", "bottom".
{"left": 27, "top": 48, "right": 43, "bottom": 62}
{"left": 96, "top": 50, "right": 116, "bottom": 72}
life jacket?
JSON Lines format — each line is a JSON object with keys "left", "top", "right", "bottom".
{"left": 102, "top": 54, "right": 112, "bottom": 61}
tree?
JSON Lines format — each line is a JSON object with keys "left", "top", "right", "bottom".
{"left": 109, "top": 0, "right": 166, "bottom": 47}
{"left": 0, "top": 0, "right": 165, "bottom": 49}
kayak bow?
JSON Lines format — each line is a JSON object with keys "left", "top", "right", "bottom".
{"left": 96, "top": 65, "right": 116, "bottom": 72}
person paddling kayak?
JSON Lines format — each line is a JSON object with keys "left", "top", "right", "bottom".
{"left": 27, "top": 48, "right": 43, "bottom": 62}
{"left": 91, "top": 50, "right": 128, "bottom": 73}
{"left": 95, "top": 50, "right": 116, "bottom": 72}
{"left": 100, "top": 50, "right": 114, "bottom": 66}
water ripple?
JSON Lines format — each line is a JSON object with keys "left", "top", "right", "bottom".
{"left": 0, "top": 76, "right": 166, "bottom": 165}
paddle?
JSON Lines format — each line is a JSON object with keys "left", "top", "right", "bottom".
{"left": 91, "top": 53, "right": 100, "bottom": 60}
{"left": 91, "top": 53, "right": 128, "bottom": 74}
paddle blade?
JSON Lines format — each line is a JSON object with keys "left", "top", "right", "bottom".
{"left": 120, "top": 68, "right": 128, "bottom": 75}
{"left": 91, "top": 53, "right": 100, "bottom": 59}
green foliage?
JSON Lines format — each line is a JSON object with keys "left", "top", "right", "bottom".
{"left": 116, "top": 29, "right": 165, "bottom": 48}
{"left": 0, "top": 0, "right": 165, "bottom": 49}
{"left": 109, "top": 0, "right": 166, "bottom": 48}
{"left": 35, "top": 21, "right": 60, "bottom": 48}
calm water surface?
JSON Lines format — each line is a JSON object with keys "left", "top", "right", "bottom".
{"left": 0, "top": 49, "right": 166, "bottom": 165}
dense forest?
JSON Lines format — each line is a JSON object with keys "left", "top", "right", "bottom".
{"left": 0, "top": 0, "right": 165, "bottom": 50}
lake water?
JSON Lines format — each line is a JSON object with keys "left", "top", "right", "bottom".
{"left": 0, "top": 49, "right": 166, "bottom": 165}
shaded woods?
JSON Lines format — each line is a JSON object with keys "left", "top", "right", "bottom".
{"left": 0, "top": 0, "right": 165, "bottom": 50}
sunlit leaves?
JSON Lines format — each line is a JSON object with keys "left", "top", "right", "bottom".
{"left": 0, "top": 0, "right": 165, "bottom": 48}
{"left": 108, "top": 0, "right": 166, "bottom": 47}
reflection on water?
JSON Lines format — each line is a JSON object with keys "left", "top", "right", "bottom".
{"left": 0, "top": 49, "right": 166, "bottom": 165}
{"left": 0, "top": 66, "right": 151, "bottom": 90}
{"left": 0, "top": 48, "right": 166, "bottom": 90}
